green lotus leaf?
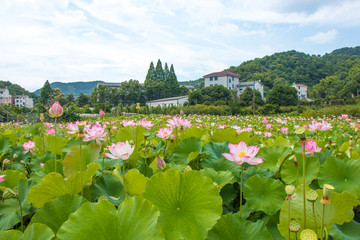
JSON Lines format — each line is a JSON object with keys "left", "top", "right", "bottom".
{"left": 318, "top": 157, "right": 360, "bottom": 198}
{"left": 170, "top": 137, "right": 202, "bottom": 165}
{"left": 207, "top": 213, "right": 272, "bottom": 240}
{"left": 63, "top": 144, "right": 100, "bottom": 178}
{"left": 278, "top": 185, "right": 359, "bottom": 238}
{"left": 0, "top": 179, "right": 33, "bottom": 230}
{"left": 0, "top": 135, "right": 12, "bottom": 158}
{"left": 179, "top": 126, "right": 208, "bottom": 142}
{"left": 22, "top": 223, "right": 55, "bottom": 240}
{"left": 210, "top": 128, "right": 251, "bottom": 144}
{"left": 29, "top": 152, "right": 55, "bottom": 173}
{"left": 200, "top": 168, "right": 234, "bottom": 189}
{"left": 243, "top": 165, "right": 274, "bottom": 184}
{"left": 91, "top": 173, "right": 124, "bottom": 206}
{"left": 328, "top": 220, "right": 360, "bottom": 240}
{"left": 281, "top": 154, "right": 320, "bottom": 186}
{"left": 45, "top": 134, "right": 67, "bottom": 155}
{"left": 315, "top": 149, "right": 334, "bottom": 164}
{"left": 123, "top": 169, "right": 148, "bottom": 195}
{"left": 30, "top": 159, "right": 63, "bottom": 185}
{"left": 244, "top": 174, "right": 285, "bottom": 215}
{"left": 0, "top": 229, "right": 22, "bottom": 239}
{"left": 143, "top": 169, "right": 222, "bottom": 240}
{"left": 31, "top": 194, "right": 87, "bottom": 233}
{"left": 258, "top": 146, "right": 292, "bottom": 172}
{"left": 2, "top": 130, "right": 17, "bottom": 145}
{"left": 0, "top": 170, "right": 26, "bottom": 189}
{"left": 266, "top": 136, "right": 293, "bottom": 148}
{"left": 201, "top": 142, "right": 241, "bottom": 178}
{"left": 114, "top": 126, "right": 146, "bottom": 167}
{"left": 28, "top": 162, "right": 100, "bottom": 208}
{"left": 57, "top": 197, "right": 163, "bottom": 239}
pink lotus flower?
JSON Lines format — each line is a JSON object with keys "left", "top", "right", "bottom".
{"left": 264, "top": 132, "right": 272, "bottom": 137}
{"left": 40, "top": 163, "right": 44, "bottom": 168}
{"left": 0, "top": 175, "right": 6, "bottom": 183}
{"left": 105, "top": 140, "right": 135, "bottom": 160}
{"left": 23, "top": 140, "right": 36, "bottom": 154}
{"left": 99, "top": 110, "right": 105, "bottom": 117}
{"left": 307, "top": 121, "right": 332, "bottom": 132}
{"left": 280, "top": 127, "right": 289, "bottom": 135}
{"left": 122, "top": 120, "right": 136, "bottom": 127}
{"left": 45, "top": 128, "right": 55, "bottom": 135}
{"left": 156, "top": 127, "right": 175, "bottom": 139}
{"left": 302, "top": 140, "right": 322, "bottom": 155}
{"left": 49, "top": 101, "right": 63, "bottom": 118}
{"left": 139, "top": 120, "right": 154, "bottom": 129}
{"left": 222, "top": 141, "right": 263, "bottom": 166}
{"left": 265, "top": 124, "right": 272, "bottom": 129}
{"left": 83, "top": 124, "right": 108, "bottom": 145}
{"left": 166, "top": 117, "right": 192, "bottom": 129}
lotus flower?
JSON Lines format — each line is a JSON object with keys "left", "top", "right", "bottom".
{"left": 83, "top": 124, "right": 108, "bottom": 145}
{"left": 302, "top": 140, "right": 322, "bottom": 155}
{"left": 105, "top": 140, "right": 135, "bottom": 160}
{"left": 156, "top": 127, "right": 175, "bottom": 139}
{"left": 156, "top": 156, "right": 166, "bottom": 170}
{"left": 280, "top": 127, "right": 289, "bottom": 134}
{"left": 139, "top": 120, "right": 154, "bottom": 129}
{"left": 222, "top": 141, "right": 263, "bottom": 165}
{"left": 49, "top": 101, "right": 63, "bottom": 118}
{"left": 45, "top": 128, "right": 55, "bottom": 135}
{"left": 23, "top": 140, "right": 35, "bottom": 154}
{"left": 0, "top": 175, "right": 6, "bottom": 183}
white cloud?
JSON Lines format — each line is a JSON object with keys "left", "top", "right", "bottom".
{"left": 305, "top": 29, "right": 338, "bottom": 44}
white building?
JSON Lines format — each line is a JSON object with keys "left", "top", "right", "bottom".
{"left": 14, "top": 95, "right": 34, "bottom": 108}
{"left": 0, "top": 88, "right": 12, "bottom": 105}
{"left": 237, "top": 81, "right": 264, "bottom": 98}
{"left": 203, "top": 71, "right": 240, "bottom": 90}
{"left": 146, "top": 95, "right": 188, "bottom": 107}
{"left": 292, "top": 83, "right": 308, "bottom": 100}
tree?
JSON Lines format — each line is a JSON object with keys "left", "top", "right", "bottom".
{"left": 200, "top": 85, "right": 233, "bottom": 102}
{"left": 66, "top": 94, "right": 75, "bottom": 104}
{"left": 266, "top": 85, "right": 298, "bottom": 106}
{"left": 76, "top": 93, "right": 90, "bottom": 107}
{"left": 239, "top": 87, "right": 264, "bottom": 106}
{"left": 188, "top": 90, "right": 204, "bottom": 105}
{"left": 144, "top": 61, "right": 155, "bottom": 86}
{"left": 40, "top": 80, "right": 52, "bottom": 104}
{"left": 154, "top": 59, "right": 165, "bottom": 82}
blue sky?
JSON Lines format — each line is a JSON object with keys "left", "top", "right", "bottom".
{"left": 1, "top": 0, "right": 360, "bottom": 91}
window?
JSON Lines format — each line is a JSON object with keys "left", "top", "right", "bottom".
{"left": 215, "top": 76, "right": 218, "bottom": 80}
{"left": 210, "top": 84, "right": 213, "bottom": 86}
{"left": 229, "top": 87, "right": 231, "bottom": 90}
{"left": 298, "top": 86, "right": 300, "bottom": 89}
{"left": 210, "top": 77, "right": 213, "bottom": 81}
{"left": 215, "top": 84, "right": 218, "bottom": 86}
{"left": 232, "top": 84, "right": 234, "bottom": 88}
{"left": 229, "top": 79, "right": 231, "bottom": 83}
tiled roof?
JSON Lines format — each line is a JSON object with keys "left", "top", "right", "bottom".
{"left": 203, "top": 71, "right": 239, "bottom": 78}
{"left": 146, "top": 95, "right": 188, "bottom": 103}
{"left": 293, "top": 83, "right": 307, "bottom": 87}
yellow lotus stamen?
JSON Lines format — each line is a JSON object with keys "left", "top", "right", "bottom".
{"left": 238, "top": 151, "right": 246, "bottom": 158}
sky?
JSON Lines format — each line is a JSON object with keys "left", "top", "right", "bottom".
{"left": 1, "top": 0, "right": 360, "bottom": 92}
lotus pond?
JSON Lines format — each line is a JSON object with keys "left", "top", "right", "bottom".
{"left": 0, "top": 113, "right": 359, "bottom": 239}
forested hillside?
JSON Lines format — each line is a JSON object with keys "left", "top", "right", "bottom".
{"left": 227, "top": 46, "right": 360, "bottom": 100}
{"left": 34, "top": 81, "right": 104, "bottom": 97}
{"left": 0, "top": 81, "right": 38, "bottom": 99}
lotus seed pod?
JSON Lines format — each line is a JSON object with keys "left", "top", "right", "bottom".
{"left": 128, "top": 140, "right": 135, "bottom": 146}
{"left": 306, "top": 189, "right": 318, "bottom": 202}
{"left": 143, "top": 131, "right": 150, "bottom": 137}
{"left": 323, "top": 184, "right": 334, "bottom": 198}
{"left": 300, "top": 229, "right": 317, "bottom": 240}
{"left": 2, "top": 159, "right": 11, "bottom": 166}
{"left": 285, "top": 185, "right": 296, "bottom": 196}
{"left": 77, "top": 122, "right": 85, "bottom": 133}
{"left": 289, "top": 220, "right": 301, "bottom": 233}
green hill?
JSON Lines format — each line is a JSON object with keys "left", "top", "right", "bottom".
{"left": 0, "top": 81, "right": 38, "bottom": 99}
{"left": 33, "top": 81, "right": 104, "bottom": 97}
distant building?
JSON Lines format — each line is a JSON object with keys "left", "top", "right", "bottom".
{"left": 14, "top": 95, "right": 34, "bottom": 108}
{"left": 182, "top": 85, "right": 196, "bottom": 91}
{"left": 237, "top": 81, "right": 264, "bottom": 98}
{"left": 292, "top": 83, "right": 308, "bottom": 100}
{"left": 203, "top": 71, "right": 240, "bottom": 90}
{"left": 146, "top": 95, "right": 188, "bottom": 107}
{"left": 0, "top": 88, "right": 12, "bottom": 105}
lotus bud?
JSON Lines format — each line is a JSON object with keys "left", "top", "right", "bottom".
{"left": 2, "top": 188, "right": 17, "bottom": 199}
{"left": 49, "top": 101, "right": 63, "bottom": 118}
{"left": 321, "top": 184, "right": 334, "bottom": 205}
{"left": 19, "top": 160, "right": 25, "bottom": 165}
{"left": 156, "top": 156, "right": 166, "bottom": 170}
{"left": 99, "top": 110, "right": 105, "bottom": 117}
{"left": 143, "top": 131, "right": 150, "bottom": 138}
{"left": 180, "top": 109, "right": 184, "bottom": 116}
